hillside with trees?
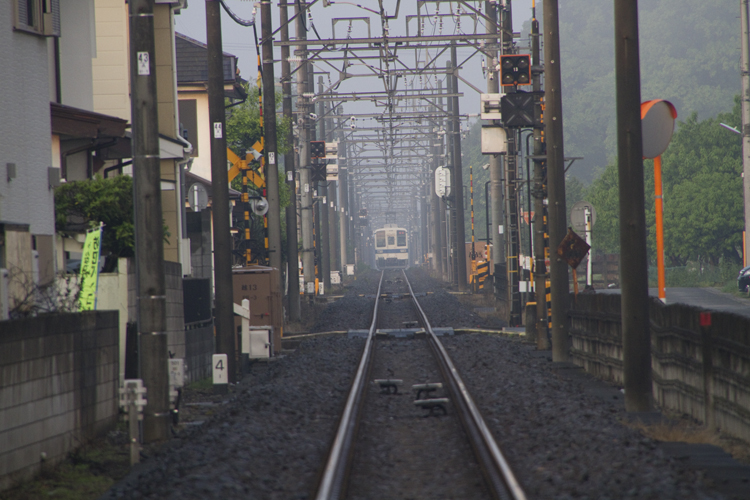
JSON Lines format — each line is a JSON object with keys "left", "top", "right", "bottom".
{"left": 548, "top": 0, "right": 739, "bottom": 182}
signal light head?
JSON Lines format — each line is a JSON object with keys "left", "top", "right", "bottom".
{"left": 499, "top": 54, "right": 532, "bottom": 87}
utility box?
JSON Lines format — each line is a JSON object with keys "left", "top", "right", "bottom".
{"left": 232, "top": 266, "right": 283, "bottom": 354}
{"left": 241, "top": 326, "right": 272, "bottom": 358}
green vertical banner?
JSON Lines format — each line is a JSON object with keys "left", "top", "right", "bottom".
{"left": 78, "top": 225, "right": 103, "bottom": 311}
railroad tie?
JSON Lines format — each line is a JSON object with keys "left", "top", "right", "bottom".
{"left": 374, "top": 379, "right": 403, "bottom": 394}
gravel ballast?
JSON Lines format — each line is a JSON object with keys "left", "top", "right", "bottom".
{"left": 102, "top": 268, "right": 726, "bottom": 499}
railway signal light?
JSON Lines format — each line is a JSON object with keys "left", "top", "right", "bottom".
{"left": 310, "top": 140, "right": 326, "bottom": 159}
{"left": 500, "top": 54, "right": 531, "bottom": 87}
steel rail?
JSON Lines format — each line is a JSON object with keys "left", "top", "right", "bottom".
{"left": 402, "top": 270, "right": 527, "bottom": 500}
{"left": 314, "top": 271, "right": 385, "bottom": 500}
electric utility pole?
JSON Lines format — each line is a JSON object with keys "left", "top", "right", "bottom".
{"left": 450, "top": 43, "right": 468, "bottom": 291}
{"left": 488, "top": 0, "right": 506, "bottom": 307}
{"left": 318, "top": 76, "right": 331, "bottom": 294}
{"left": 279, "top": 0, "right": 300, "bottom": 321}
{"left": 129, "top": 0, "right": 169, "bottom": 443}
{"left": 206, "top": 0, "right": 236, "bottom": 381}
{"left": 741, "top": 0, "right": 750, "bottom": 265}
{"left": 337, "top": 120, "right": 349, "bottom": 274}
{"left": 615, "top": 0, "right": 652, "bottom": 412}
{"left": 296, "top": 1, "right": 314, "bottom": 296}
{"left": 543, "top": 0, "right": 570, "bottom": 362}
{"left": 531, "top": 3, "right": 550, "bottom": 349}
{"left": 261, "top": 1, "right": 282, "bottom": 281}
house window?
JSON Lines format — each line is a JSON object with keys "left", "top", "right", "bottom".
{"left": 14, "top": 0, "right": 60, "bottom": 37}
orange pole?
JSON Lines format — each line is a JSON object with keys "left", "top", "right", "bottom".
{"left": 654, "top": 155, "right": 666, "bottom": 303}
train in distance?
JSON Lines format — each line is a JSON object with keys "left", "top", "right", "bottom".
{"left": 374, "top": 224, "right": 409, "bottom": 270}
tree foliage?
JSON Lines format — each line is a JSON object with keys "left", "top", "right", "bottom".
{"left": 525, "top": 0, "right": 740, "bottom": 182}
{"left": 54, "top": 175, "right": 135, "bottom": 267}
{"left": 585, "top": 98, "right": 743, "bottom": 266}
{"left": 226, "top": 83, "right": 291, "bottom": 159}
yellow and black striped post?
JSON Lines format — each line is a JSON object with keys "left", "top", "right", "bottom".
{"left": 252, "top": 22, "right": 269, "bottom": 265}
{"left": 476, "top": 260, "right": 490, "bottom": 290}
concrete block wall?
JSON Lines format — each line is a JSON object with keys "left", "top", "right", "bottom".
{"left": 570, "top": 294, "right": 750, "bottom": 444}
{"left": 0, "top": 311, "right": 119, "bottom": 492}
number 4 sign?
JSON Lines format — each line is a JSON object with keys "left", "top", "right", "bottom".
{"left": 212, "top": 354, "right": 228, "bottom": 393}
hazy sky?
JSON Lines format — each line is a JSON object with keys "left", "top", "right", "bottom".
{"left": 174, "top": 1, "right": 536, "bottom": 118}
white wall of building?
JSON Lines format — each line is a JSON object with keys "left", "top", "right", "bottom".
{"left": 0, "top": 3, "right": 55, "bottom": 236}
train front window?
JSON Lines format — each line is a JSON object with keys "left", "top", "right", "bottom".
{"left": 388, "top": 236, "right": 395, "bottom": 245}
{"left": 397, "top": 231, "right": 406, "bottom": 246}
{"left": 376, "top": 231, "right": 386, "bottom": 247}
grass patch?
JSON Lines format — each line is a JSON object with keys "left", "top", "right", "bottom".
{"left": 186, "top": 376, "right": 213, "bottom": 391}
{"left": 2, "top": 427, "right": 131, "bottom": 500}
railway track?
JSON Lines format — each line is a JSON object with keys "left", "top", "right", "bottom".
{"left": 314, "top": 269, "right": 526, "bottom": 500}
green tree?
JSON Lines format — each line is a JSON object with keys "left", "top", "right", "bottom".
{"left": 54, "top": 175, "right": 135, "bottom": 272}
{"left": 565, "top": 175, "right": 586, "bottom": 214}
{"left": 585, "top": 162, "right": 621, "bottom": 253}
{"left": 523, "top": 0, "right": 739, "bottom": 182}
{"left": 585, "top": 97, "right": 743, "bottom": 266}
{"left": 226, "top": 82, "right": 293, "bottom": 265}
{"left": 226, "top": 83, "right": 291, "bottom": 159}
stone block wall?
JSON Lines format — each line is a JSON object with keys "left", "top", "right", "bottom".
{"left": 0, "top": 311, "right": 119, "bottom": 491}
{"left": 570, "top": 293, "right": 750, "bottom": 443}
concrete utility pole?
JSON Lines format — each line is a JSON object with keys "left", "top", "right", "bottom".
{"left": 450, "top": 44, "right": 468, "bottom": 291}
{"left": 129, "top": 0, "right": 169, "bottom": 443}
{"left": 437, "top": 80, "right": 449, "bottom": 281}
{"left": 531, "top": 5, "right": 550, "bottom": 349}
{"left": 206, "top": 0, "right": 236, "bottom": 382}
{"left": 543, "top": 0, "right": 570, "bottom": 362}
{"left": 296, "top": 2, "right": 314, "bottom": 296}
{"left": 488, "top": 0, "right": 506, "bottom": 307}
{"left": 430, "top": 101, "right": 443, "bottom": 275}
{"left": 338, "top": 125, "right": 349, "bottom": 274}
{"left": 279, "top": 0, "right": 300, "bottom": 321}
{"left": 326, "top": 103, "right": 341, "bottom": 271}
{"left": 614, "top": 0, "right": 653, "bottom": 412}
{"left": 318, "top": 77, "right": 331, "bottom": 294}
{"left": 446, "top": 63, "right": 456, "bottom": 284}
{"left": 325, "top": 103, "right": 339, "bottom": 277}
{"left": 261, "top": 0, "right": 282, "bottom": 283}
{"left": 741, "top": 0, "right": 750, "bottom": 264}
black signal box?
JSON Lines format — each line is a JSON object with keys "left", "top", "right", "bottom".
{"left": 310, "top": 161, "right": 326, "bottom": 183}
{"left": 501, "top": 91, "right": 544, "bottom": 128}
{"left": 500, "top": 54, "right": 531, "bottom": 87}
{"left": 310, "top": 141, "right": 326, "bottom": 159}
